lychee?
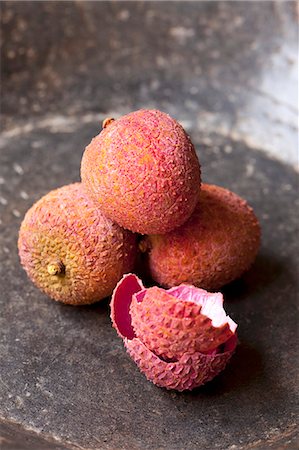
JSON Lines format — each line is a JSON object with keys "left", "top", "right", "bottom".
{"left": 111, "top": 274, "right": 237, "bottom": 391}
{"left": 81, "top": 109, "right": 201, "bottom": 234}
{"left": 18, "top": 183, "right": 137, "bottom": 305}
{"left": 140, "top": 184, "right": 261, "bottom": 290}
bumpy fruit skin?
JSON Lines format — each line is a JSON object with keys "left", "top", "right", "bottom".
{"left": 18, "top": 183, "right": 137, "bottom": 305}
{"left": 125, "top": 335, "right": 237, "bottom": 391}
{"left": 111, "top": 274, "right": 237, "bottom": 391}
{"left": 81, "top": 109, "right": 201, "bottom": 234}
{"left": 130, "top": 286, "right": 236, "bottom": 360}
{"left": 142, "top": 184, "right": 261, "bottom": 290}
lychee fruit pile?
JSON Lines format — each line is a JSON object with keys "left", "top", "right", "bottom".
{"left": 18, "top": 109, "right": 261, "bottom": 391}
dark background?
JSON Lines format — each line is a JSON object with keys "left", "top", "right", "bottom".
{"left": 1, "top": 0, "right": 298, "bottom": 165}
{"left": 0, "top": 2, "right": 298, "bottom": 449}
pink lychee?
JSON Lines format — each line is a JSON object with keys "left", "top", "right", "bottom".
{"left": 111, "top": 274, "right": 237, "bottom": 391}
{"left": 81, "top": 109, "right": 201, "bottom": 234}
{"left": 141, "top": 183, "right": 261, "bottom": 290}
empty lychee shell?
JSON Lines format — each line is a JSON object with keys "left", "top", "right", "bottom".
{"left": 130, "top": 284, "right": 237, "bottom": 360}
{"left": 111, "top": 274, "right": 237, "bottom": 391}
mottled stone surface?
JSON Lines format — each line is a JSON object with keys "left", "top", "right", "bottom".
{"left": 1, "top": 121, "right": 298, "bottom": 450}
{"left": 1, "top": 1, "right": 298, "bottom": 164}
{"left": 0, "top": 1, "right": 298, "bottom": 449}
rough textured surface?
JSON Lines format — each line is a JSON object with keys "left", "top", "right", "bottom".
{"left": 18, "top": 183, "right": 137, "bottom": 305}
{"left": 111, "top": 275, "right": 237, "bottom": 390}
{"left": 142, "top": 184, "right": 260, "bottom": 290}
{"left": 1, "top": 1, "right": 298, "bottom": 448}
{"left": 130, "top": 285, "right": 236, "bottom": 359}
{"left": 125, "top": 335, "right": 237, "bottom": 392}
{"left": 81, "top": 109, "right": 200, "bottom": 234}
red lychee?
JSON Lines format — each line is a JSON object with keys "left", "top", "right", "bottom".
{"left": 81, "top": 109, "right": 201, "bottom": 234}
{"left": 141, "top": 184, "right": 261, "bottom": 290}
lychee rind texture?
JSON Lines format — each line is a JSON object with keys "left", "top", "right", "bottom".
{"left": 110, "top": 274, "right": 237, "bottom": 391}
{"left": 125, "top": 335, "right": 237, "bottom": 392}
{"left": 143, "top": 184, "right": 261, "bottom": 291}
{"left": 130, "top": 286, "right": 236, "bottom": 360}
{"left": 81, "top": 109, "right": 201, "bottom": 234}
{"left": 18, "top": 183, "right": 137, "bottom": 305}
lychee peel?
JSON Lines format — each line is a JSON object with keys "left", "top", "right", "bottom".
{"left": 18, "top": 183, "right": 137, "bottom": 305}
{"left": 130, "top": 285, "right": 237, "bottom": 360}
{"left": 81, "top": 109, "right": 201, "bottom": 234}
{"left": 111, "top": 274, "right": 237, "bottom": 391}
{"left": 125, "top": 334, "right": 237, "bottom": 391}
{"left": 142, "top": 184, "right": 261, "bottom": 290}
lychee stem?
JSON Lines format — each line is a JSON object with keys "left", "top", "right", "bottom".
{"left": 47, "top": 260, "right": 65, "bottom": 276}
{"left": 102, "top": 117, "right": 115, "bottom": 129}
{"left": 139, "top": 239, "right": 151, "bottom": 253}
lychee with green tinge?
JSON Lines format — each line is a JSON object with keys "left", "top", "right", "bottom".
{"left": 140, "top": 184, "right": 261, "bottom": 291}
{"left": 18, "top": 183, "right": 137, "bottom": 305}
{"left": 81, "top": 109, "right": 201, "bottom": 235}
